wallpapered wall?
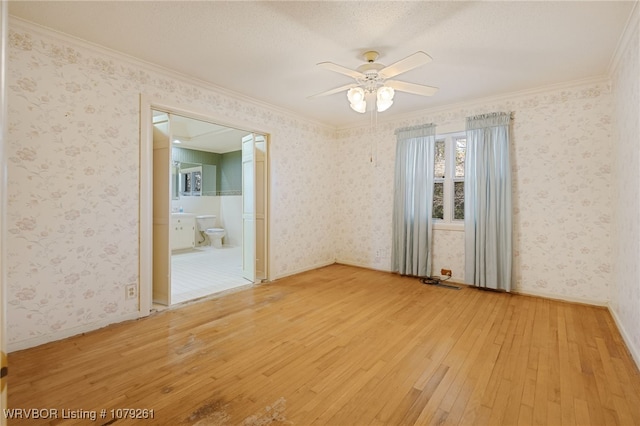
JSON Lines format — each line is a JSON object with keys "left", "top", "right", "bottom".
{"left": 335, "top": 79, "right": 614, "bottom": 304}
{"left": 5, "top": 18, "right": 633, "bottom": 353}
{"left": 6, "top": 21, "right": 338, "bottom": 349}
{"left": 611, "top": 12, "right": 640, "bottom": 365}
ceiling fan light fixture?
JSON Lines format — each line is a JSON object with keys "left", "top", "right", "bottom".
{"left": 376, "top": 99, "right": 393, "bottom": 112}
{"left": 377, "top": 86, "right": 395, "bottom": 102}
{"left": 376, "top": 86, "right": 395, "bottom": 112}
{"left": 347, "top": 87, "right": 365, "bottom": 105}
{"left": 350, "top": 100, "right": 366, "bottom": 113}
{"left": 347, "top": 87, "right": 366, "bottom": 113}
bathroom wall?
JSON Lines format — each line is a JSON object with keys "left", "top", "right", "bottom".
{"left": 220, "top": 150, "right": 242, "bottom": 194}
{"left": 335, "top": 77, "right": 614, "bottom": 305}
{"left": 173, "top": 146, "right": 242, "bottom": 195}
{"left": 171, "top": 197, "right": 220, "bottom": 217}
{"left": 219, "top": 196, "right": 242, "bottom": 247}
{"left": 6, "top": 20, "right": 338, "bottom": 350}
{"left": 173, "top": 146, "right": 221, "bottom": 165}
{"left": 173, "top": 146, "right": 220, "bottom": 195}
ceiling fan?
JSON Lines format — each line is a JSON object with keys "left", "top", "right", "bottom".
{"left": 310, "top": 50, "right": 438, "bottom": 113}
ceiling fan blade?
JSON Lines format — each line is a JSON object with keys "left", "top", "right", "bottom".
{"left": 317, "top": 62, "right": 365, "bottom": 79}
{"left": 308, "top": 83, "right": 359, "bottom": 99}
{"left": 379, "top": 51, "right": 433, "bottom": 79}
{"left": 386, "top": 80, "right": 439, "bottom": 96}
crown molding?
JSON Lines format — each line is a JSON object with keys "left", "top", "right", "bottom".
{"left": 8, "top": 16, "right": 337, "bottom": 133}
{"left": 336, "top": 75, "right": 611, "bottom": 133}
{"left": 8, "top": 13, "right": 624, "bottom": 137}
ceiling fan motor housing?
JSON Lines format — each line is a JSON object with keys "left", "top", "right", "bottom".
{"left": 363, "top": 50, "right": 380, "bottom": 63}
{"left": 356, "top": 63, "right": 386, "bottom": 93}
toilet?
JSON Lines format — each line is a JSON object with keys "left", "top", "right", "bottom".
{"left": 195, "top": 215, "right": 226, "bottom": 248}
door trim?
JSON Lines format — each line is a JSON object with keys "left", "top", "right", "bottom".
{"left": 139, "top": 94, "right": 272, "bottom": 316}
{"left": 0, "top": 0, "right": 7, "bottom": 419}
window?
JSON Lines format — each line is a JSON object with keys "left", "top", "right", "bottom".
{"left": 433, "top": 132, "right": 466, "bottom": 224}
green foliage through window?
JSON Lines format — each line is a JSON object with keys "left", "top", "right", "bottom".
{"left": 454, "top": 181, "right": 464, "bottom": 220}
{"left": 433, "top": 182, "right": 444, "bottom": 219}
{"left": 432, "top": 134, "right": 466, "bottom": 222}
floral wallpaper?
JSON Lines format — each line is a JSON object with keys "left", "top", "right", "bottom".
{"left": 6, "top": 21, "right": 337, "bottom": 349}
{"left": 336, "top": 79, "right": 614, "bottom": 304}
{"left": 6, "top": 17, "right": 633, "bottom": 353}
{"left": 611, "top": 12, "right": 640, "bottom": 363}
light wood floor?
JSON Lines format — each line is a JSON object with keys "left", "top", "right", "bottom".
{"left": 8, "top": 264, "right": 640, "bottom": 425}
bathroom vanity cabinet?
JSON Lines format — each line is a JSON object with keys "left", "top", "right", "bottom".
{"left": 171, "top": 215, "right": 195, "bottom": 250}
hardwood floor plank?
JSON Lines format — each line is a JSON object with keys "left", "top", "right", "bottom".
{"left": 558, "top": 304, "right": 577, "bottom": 426}
{"left": 518, "top": 403, "right": 533, "bottom": 426}
{"left": 438, "top": 295, "right": 504, "bottom": 424}
{"left": 532, "top": 302, "right": 549, "bottom": 425}
{"left": 456, "top": 341, "right": 501, "bottom": 425}
{"left": 502, "top": 297, "right": 536, "bottom": 424}
{"left": 574, "top": 398, "right": 591, "bottom": 426}
{"left": 6, "top": 265, "right": 640, "bottom": 425}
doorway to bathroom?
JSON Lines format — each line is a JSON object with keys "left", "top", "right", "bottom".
{"left": 148, "top": 108, "right": 268, "bottom": 307}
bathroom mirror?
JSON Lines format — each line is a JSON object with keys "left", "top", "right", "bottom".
{"left": 180, "top": 164, "right": 202, "bottom": 196}
{"left": 172, "top": 160, "right": 218, "bottom": 198}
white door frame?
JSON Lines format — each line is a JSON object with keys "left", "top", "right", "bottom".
{"left": 241, "top": 134, "right": 256, "bottom": 283}
{"left": 139, "top": 94, "right": 272, "bottom": 317}
{"left": 0, "top": 0, "right": 8, "bottom": 420}
{"left": 150, "top": 115, "right": 172, "bottom": 306}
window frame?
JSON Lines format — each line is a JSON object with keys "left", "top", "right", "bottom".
{"left": 433, "top": 131, "right": 466, "bottom": 231}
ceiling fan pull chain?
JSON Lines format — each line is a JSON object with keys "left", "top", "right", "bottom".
{"left": 370, "top": 108, "right": 374, "bottom": 162}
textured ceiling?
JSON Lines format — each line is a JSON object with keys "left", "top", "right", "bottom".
{"left": 9, "top": 1, "right": 636, "bottom": 128}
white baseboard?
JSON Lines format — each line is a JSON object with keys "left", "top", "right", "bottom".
{"left": 512, "top": 289, "right": 639, "bottom": 371}
{"left": 511, "top": 288, "right": 608, "bottom": 307}
{"left": 334, "top": 259, "right": 392, "bottom": 273}
{"left": 607, "top": 305, "right": 640, "bottom": 371}
{"left": 8, "top": 312, "right": 139, "bottom": 353}
{"left": 272, "top": 260, "right": 337, "bottom": 281}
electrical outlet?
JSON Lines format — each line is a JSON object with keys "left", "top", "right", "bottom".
{"left": 441, "top": 269, "right": 452, "bottom": 277}
{"left": 375, "top": 248, "right": 390, "bottom": 258}
{"left": 125, "top": 284, "right": 137, "bottom": 300}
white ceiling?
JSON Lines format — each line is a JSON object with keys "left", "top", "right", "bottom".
{"left": 9, "top": 1, "right": 636, "bottom": 128}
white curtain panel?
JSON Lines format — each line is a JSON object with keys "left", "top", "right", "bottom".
{"left": 391, "top": 124, "right": 436, "bottom": 277}
{"left": 464, "top": 112, "right": 513, "bottom": 291}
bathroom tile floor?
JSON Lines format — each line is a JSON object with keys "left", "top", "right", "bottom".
{"left": 170, "top": 245, "right": 252, "bottom": 305}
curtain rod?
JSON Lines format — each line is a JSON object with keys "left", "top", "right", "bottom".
{"left": 394, "top": 123, "right": 436, "bottom": 135}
